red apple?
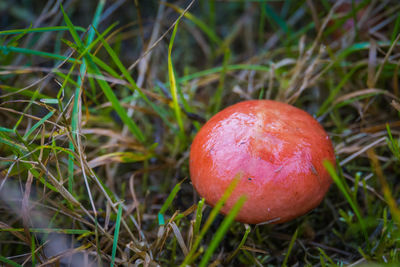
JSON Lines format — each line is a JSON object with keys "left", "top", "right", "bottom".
{"left": 189, "top": 100, "right": 335, "bottom": 224}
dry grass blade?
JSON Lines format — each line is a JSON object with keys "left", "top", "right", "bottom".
{"left": 333, "top": 88, "right": 399, "bottom": 105}
{"left": 171, "top": 222, "right": 189, "bottom": 256}
{"left": 367, "top": 149, "right": 400, "bottom": 225}
{"left": 373, "top": 33, "right": 400, "bottom": 86}
{"left": 339, "top": 136, "right": 386, "bottom": 166}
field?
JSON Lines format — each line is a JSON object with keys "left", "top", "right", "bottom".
{"left": 1, "top": 0, "right": 400, "bottom": 266}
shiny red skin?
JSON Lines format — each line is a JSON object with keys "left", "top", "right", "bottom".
{"left": 189, "top": 100, "right": 335, "bottom": 224}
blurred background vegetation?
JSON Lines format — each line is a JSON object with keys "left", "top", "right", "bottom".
{"left": 1, "top": 0, "right": 400, "bottom": 266}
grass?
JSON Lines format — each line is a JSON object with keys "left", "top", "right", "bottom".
{"left": 1, "top": 0, "right": 400, "bottom": 266}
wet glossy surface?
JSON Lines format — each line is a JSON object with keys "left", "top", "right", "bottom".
{"left": 189, "top": 100, "right": 335, "bottom": 224}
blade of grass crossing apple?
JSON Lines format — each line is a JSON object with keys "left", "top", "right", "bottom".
{"left": 282, "top": 228, "right": 298, "bottom": 267}
{"left": 198, "top": 196, "right": 246, "bottom": 267}
{"left": 111, "top": 203, "right": 123, "bottom": 267}
{"left": 181, "top": 174, "right": 242, "bottom": 266}
{"left": 323, "top": 161, "right": 369, "bottom": 248}
{"left": 168, "top": 18, "right": 185, "bottom": 138}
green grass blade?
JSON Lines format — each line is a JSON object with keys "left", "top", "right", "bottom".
{"left": 31, "top": 235, "right": 36, "bottom": 267}
{"left": 0, "top": 127, "right": 14, "bottom": 133}
{"left": 40, "top": 99, "right": 59, "bottom": 104}
{"left": 282, "top": 228, "right": 298, "bottom": 267}
{"left": 264, "top": 3, "right": 291, "bottom": 36}
{"left": 0, "top": 45, "right": 80, "bottom": 63}
{"left": 89, "top": 54, "right": 121, "bottom": 78}
{"left": 391, "top": 14, "right": 400, "bottom": 43}
{"left": 86, "top": 0, "right": 105, "bottom": 45}
{"left": 368, "top": 149, "right": 400, "bottom": 226}
{"left": 23, "top": 110, "right": 54, "bottom": 140}
{"left": 91, "top": 28, "right": 177, "bottom": 133}
{"left": 61, "top": 1, "right": 106, "bottom": 193}
{"left": 323, "top": 160, "right": 369, "bottom": 247}
{"left": 0, "top": 132, "right": 28, "bottom": 152}
{"left": 386, "top": 123, "right": 400, "bottom": 160}
{"left": 226, "top": 224, "right": 251, "bottom": 263}
{"left": 164, "top": 3, "right": 222, "bottom": 45}
{"left": 0, "top": 256, "right": 22, "bottom": 267}
{"left": 336, "top": 41, "right": 400, "bottom": 63}
{"left": 317, "top": 248, "right": 337, "bottom": 266}
{"left": 0, "top": 84, "right": 51, "bottom": 99}
{"left": 284, "top": 21, "right": 315, "bottom": 46}
{"left": 159, "top": 180, "right": 183, "bottom": 215}
{"left": 199, "top": 196, "right": 246, "bottom": 267}
{"left": 317, "top": 64, "right": 363, "bottom": 116}
{"left": 193, "top": 198, "right": 205, "bottom": 241}
{"left": 177, "top": 64, "right": 270, "bottom": 84}
{"left": 87, "top": 60, "right": 145, "bottom": 142}
{"left": 27, "top": 165, "right": 59, "bottom": 192}
{"left": 61, "top": 3, "right": 86, "bottom": 194}
{"left": 60, "top": 5, "right": 84, "bottom": 50}
{"left": 168, "top": 17, "right": 185, "bottom": 136}
{"left": 212, "top": 48, "right": 230, "bottom": 114}
{"left": 0, "top": 26, "right": 86, "bottom": 35}
{"left": 0, "top": 228, "right": 92, "bottom": 234}
{"left": 110, "top": 203, "right": 123, "bottom": 267}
